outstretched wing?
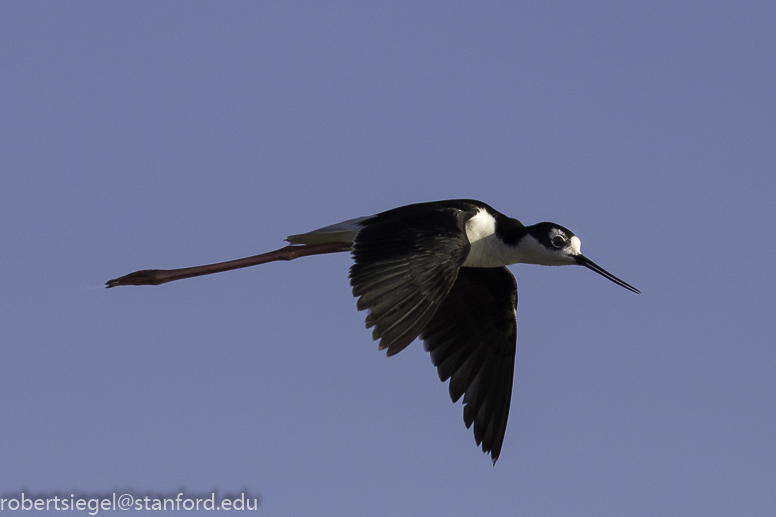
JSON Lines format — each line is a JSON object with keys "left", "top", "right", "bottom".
{"left": 419, "top": 266, "right": 517, "bottom": 463}
{"left": 349, "top": 202, "right": 479, "bottom": 356}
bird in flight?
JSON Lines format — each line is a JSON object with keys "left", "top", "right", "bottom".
{"left": 107, "top": 199, "right": 639, "bottom": 463}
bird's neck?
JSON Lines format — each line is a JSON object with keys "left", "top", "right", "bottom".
{"left": 462, "top": 209, "right": 533, "bottom": 267}
{"left": 461, "top": 212, "right": 570, "bottom": 267}
{"left": 463, "top": 232, "right": 556, "bottom": 267}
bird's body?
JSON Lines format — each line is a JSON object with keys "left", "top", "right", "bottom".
{"left": 107, "top": 199, "right": 639, "bottom": 463}
{"left": 289, "top": 199, "right": 578, "bottom": 267}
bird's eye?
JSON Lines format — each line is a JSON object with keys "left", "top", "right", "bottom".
{"left": 551, "top": 235, "right": 566, "bottom": 248}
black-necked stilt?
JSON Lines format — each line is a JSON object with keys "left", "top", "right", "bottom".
{"left": 107, "top": 199, "right": 639, "bottom": 463}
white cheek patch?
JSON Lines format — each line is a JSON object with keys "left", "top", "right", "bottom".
{"left": 569, "top": 235, "right": 581, "bottom": 255}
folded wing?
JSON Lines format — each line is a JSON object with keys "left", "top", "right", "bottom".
{"left": 349, "top": 202, "right": 478, "bottom": 356}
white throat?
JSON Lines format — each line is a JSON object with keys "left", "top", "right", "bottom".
{"left": 515, "top": 234, "right": 580, "bottom": 266}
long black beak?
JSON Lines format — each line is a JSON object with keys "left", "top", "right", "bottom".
{"left": 576, "top": 255, "right": 640, "bottom": 294}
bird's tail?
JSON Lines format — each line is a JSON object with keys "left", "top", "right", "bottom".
{"left": 285, "top": 216, "right": 369, "bottom": 245}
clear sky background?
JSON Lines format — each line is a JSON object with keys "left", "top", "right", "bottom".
{"left": 1, "top": 2, "right": 774, "bottom": 516}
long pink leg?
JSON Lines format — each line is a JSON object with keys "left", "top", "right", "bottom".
{"left": 105, "top": 241, "right": 352, "bottom": 287}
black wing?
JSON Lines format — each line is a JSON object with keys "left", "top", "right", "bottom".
{"left": 419, "top": 266, "right": 517, "bottom": 463}
{"left": 349, "top": 202, "right": 480, "bottom": 356}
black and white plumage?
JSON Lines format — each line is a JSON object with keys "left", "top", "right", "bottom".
{"left": 107, "top": 199, "right": 639, "bottom": 463}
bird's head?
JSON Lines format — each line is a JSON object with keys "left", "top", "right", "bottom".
{"left": 522, "top": 222, "right": 640, "bottom": 294}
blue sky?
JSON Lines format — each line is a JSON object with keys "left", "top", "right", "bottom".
{"left": 1, "top": 2, "right": 774, "bottom": 515}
